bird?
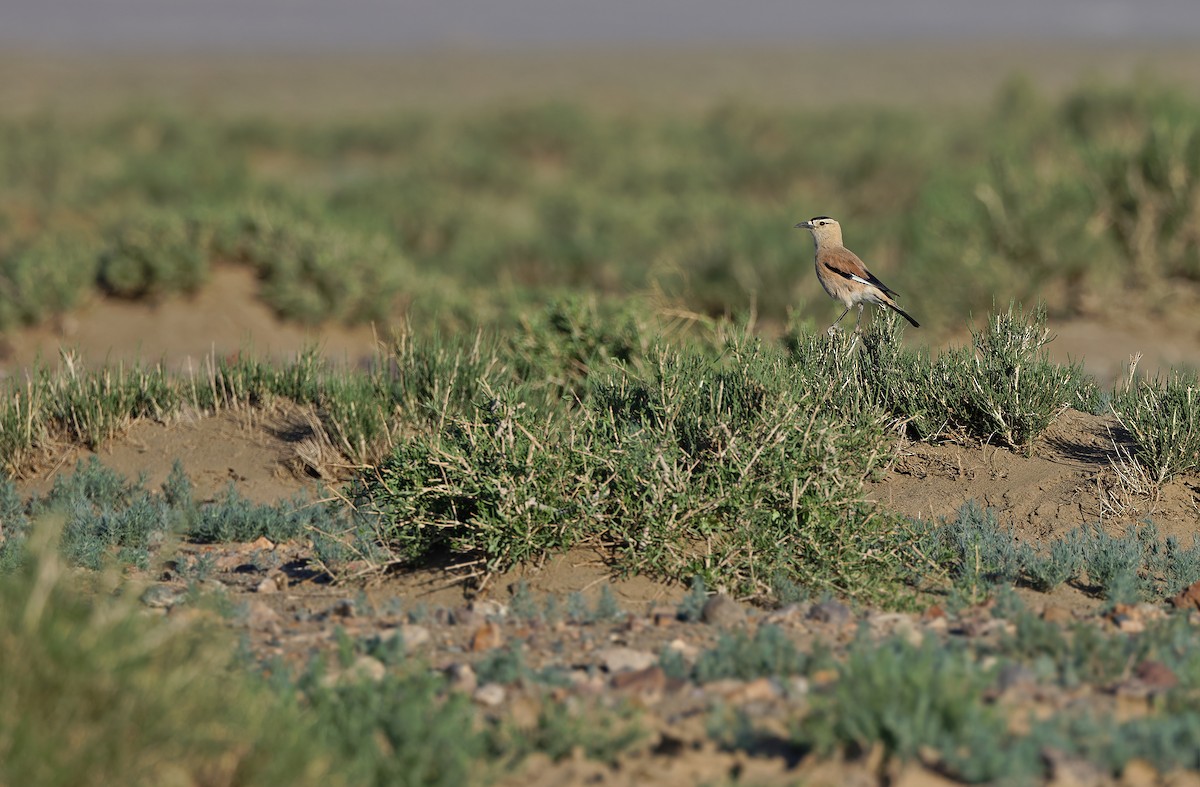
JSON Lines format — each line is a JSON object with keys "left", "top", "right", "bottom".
{"left": 795, "top": 216, "right": 919, "bottom": 334}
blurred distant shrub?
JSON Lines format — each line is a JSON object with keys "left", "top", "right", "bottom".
{"left": 99, "top": 209, "right": 208, "bottom": 299}
{"left": 0, "top": 235, "right": 97, "bottom": 330}
{"left": 2, "top": 79, "right": 1200, "bottom": 334}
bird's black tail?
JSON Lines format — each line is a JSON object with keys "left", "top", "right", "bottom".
{"left": 888, "top": 303, "right": 920, "bottom": 328}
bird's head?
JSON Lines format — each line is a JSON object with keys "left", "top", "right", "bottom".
{"left": 794, "top": 216, "right": 843, "bottom": 247}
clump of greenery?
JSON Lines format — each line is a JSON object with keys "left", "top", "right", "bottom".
{"left": 0, "top": 520, "right": 335, "bottom": 786}
{"left": 933, "top": 500, "right": 1027, "bottom": 600}
{"left": 788, "top": 304, "right": 1097, "bottom": 450}
{"left": 297, "top": 663, "right": 484, "bottom": 786}
{"left": 1, "top": 458, "right": 348, "bottom": 571}
{"left": 690, "top": 624, "right": 815, "bottom": 682}
{"left": 5, "top": 80, "right": 1200, "bottom": 338}
{"left": 0, "top": 234, "right": 98, "bottom": 331}
{"left": 799, "top": 634, "right": 1019, "bottom": 783}
{"left": 98, "top": 208, "right": 208, "bottom": 299}
{"left": 351, "top": 336, "right": 905, "bottom": 601}
{"left": 1021, "top": 530, "right": 1086, "bottom": 592}
{"left": 921, "top": 501, "right": 1200, "bottom": 603}
{"left": 206, "top": 204, "right": 409, "bottom": 324}
{"left": 486, "top": 699, "right": 644, "bottom": 768}
{"left": 1112, "top": 368, "right": 1200, "bottom": 484}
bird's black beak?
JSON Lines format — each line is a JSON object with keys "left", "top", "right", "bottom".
{"left": 795, "top": 221, "right": 814, "bottom": 230}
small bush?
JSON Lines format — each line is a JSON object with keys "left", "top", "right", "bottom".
{"left": 0, "top": 234, "right": 98, "bottom": 331}
{"left": 799, "top": 634, "right": 1018, "bottom": 782}
{"left": 0, "top": 521, "right": 334, "bottom": 786}
{"left": 98, "top": 209, "right": 208, "bottom": 299}
{"left": 692, "top": 625, "right": 810, "bottom": 682}
{"left": 1112, "top": 368, "right": 1200, "bottom": 484}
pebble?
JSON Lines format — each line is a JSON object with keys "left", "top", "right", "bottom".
{"left": 320, "top": 655, "right": 385, "bottom": 687}
{"left": 445, "top": 663, "right": 478, "bottom": 694}
{"left": 472, "top": 599, "right": 509, "bottom": 620}
{"left": 610, "top": 665, "right": 667, "bottom": 700}
{"left": 665, "top": 638, "right": 699, "bottom": 663}
{"left": 1041, "top": 604, "right": 1074, "bottom": 624}
{"left": 140, "top": 585, "right": 183, "bottom": 609}
{"left": 1171, "top": 579, "right": 1200, "bottom": 611}
{"left": 254, "top": 574, "right": 284, "bottom": 594}
{"left": 473, "top": 683, "right": 507, "bottom": 707}
{"left": 471, "top": 621, "right": 504, "bottom": 652}
{"left": 701, "top": 594, "right": 747, "bottom": 627}
{"left": 1133, "top": 659, "right": 1179, "bottom": 692}
{"left": 595, "top": 646, "right": 657, "bottom": 673}
{"left": 378, "top": 624, "right": 431, "bottom": 651}
{"left": 809, "top": 600, "right": 852, "bottom": 625}
{"left": 243, "top": 600, "right": 281, "bottom": 633}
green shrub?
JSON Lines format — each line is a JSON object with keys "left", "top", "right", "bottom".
{"left": 353, "top": 339, "right": 906, "bottom": 601}
{"left": 799, "top": 634, "right": 1019, "bottom": 782}
{"left": 0, "top": 234, "right": 98, "bottom": 330}
{"left": 98, "top": 209, "right": 208, "bottom": 299}
{"left": 1112, "top": 368, "right": 1200, "bottom": 484}
{"left": 691, "top": 624, "right": 811, "bottom": 682}
{"left": 0, "top": 521, "right": 335, "bottom": 787}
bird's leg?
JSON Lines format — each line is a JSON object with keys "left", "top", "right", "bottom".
{"left": 826, "top": 306, "right": 851, "bottom": 336}
{"left": 853, "top": 303, "right": 865, "bottom": 334}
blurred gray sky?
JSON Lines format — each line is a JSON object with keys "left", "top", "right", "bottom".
{"left": 3, "top": 0, "right": 1200, "bottom": 49}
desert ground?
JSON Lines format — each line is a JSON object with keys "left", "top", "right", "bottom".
{"left": 3, "top": 45, "right": 1200, "bottom": 785}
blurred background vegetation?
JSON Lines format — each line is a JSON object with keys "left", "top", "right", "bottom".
{"left": 2, "top": 69, "right": 1199, "bottom": 345}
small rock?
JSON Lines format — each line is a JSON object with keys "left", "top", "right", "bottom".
{"left": 445, "top": 663, "right": 478, "bottom": 694}
{"left": 1134, "top": 602, "right": 1164, "bottom": 621}
{"left": 1134, "top": 659, "right": 1179, "bottom": 692}
{"left": 872, "top": 612, "right": 923, "bottom": 645}
{"left": 1041, "top": 604, "right": 1074, "bottom": 624}
{"left": 449, "top": 606, "right": 477, "bottom": 627}
{"left": 328, "top": 599, "right": 356, "bottom": 619}
{"left": 1171, "top": 580, "right": 1200, "bottom": 611}
{"left": 922, "top": 604, "right": 946, "bottom": 621}
{"left": 666, "top": 638, "right": 699, "bottom": 663}
{"left": 473, "top": 683, "right": 506, "bottom": 707}
{"left": 243, "top": 600, "right": 281, "bottom": 633}
{"left": 610, "top": 665, "right": 667, "bottom": 700}
{"left": 734, "top": 676, "right": 781, "bottom": 704}
{"left": 471, "top": 621, "right": 504, "bottom": 652}
{"left": 701, "top": 594, "right": 747, "bottom": 627}
{"left": 810, "top": 668, "right": 838, "bottom": 686}
{"left": 379, "top": 624, "right": 431, "bottom": 651}
{"left": 254, "top": 574, "right": 283, "bottom": 594}
{"left": 569, "top": 669, "right": 606, "bottom": 694}
{"left": 786, "top": 675, "right": 810, "bottom": 697}
{"left": 471, "top": 599, "right": 509, "bottom": 620}
{"left": 808, "top": 599, "right": 852, "bottom": 625}
{"left": 1115, "top": 616, "right": 1146, "bottom": 634}
{"left": 140, "top": 585, "right": 183, "bottom": 609}
{"left": 924, "top": 615, "right": 949, "bottom": 634}
{"left": 320, "top": 655, "right": 385, "bottom": 687}
{"left": 765, "top": 602, "right": 813, "bottom": 625}
{"left": 248, "top": 535, "right": 275, "bottom": 552}
{"left": 595, "top": 646, "right": 657, "bottom": 673}
{"left": 651, "top": 607, "right": 678, "bottom": 626}
{"left": 508, "top": 694, "right": 541, "bottom": 730}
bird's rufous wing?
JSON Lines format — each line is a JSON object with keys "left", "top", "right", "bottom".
{"left": 818, "top": 247, "right": 898, "bottom": 297}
